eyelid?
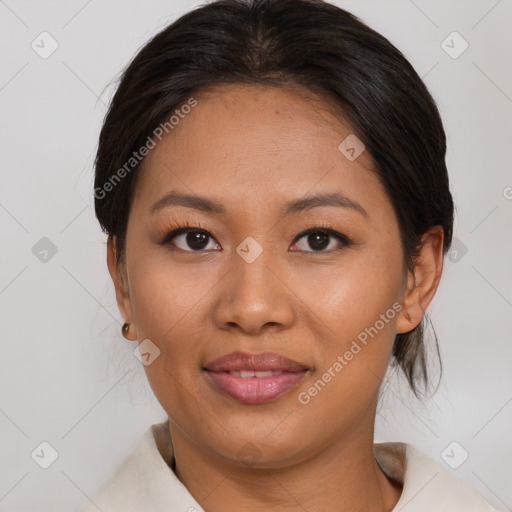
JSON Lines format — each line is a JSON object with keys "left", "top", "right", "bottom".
{"left": 291, "top": 219, "right": 352, "bottom": 242}
{"left": 293, "top": 225, "right": 349, "bottom": 241}
{"left": 290, "top": 226, "right": 351, "bottom": 251}
{"left": 158, "top": 225, "right": 220, "bottom": 248}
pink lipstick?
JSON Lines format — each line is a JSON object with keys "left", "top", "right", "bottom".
{"left": 204, "top": 352, "right": 309, "bottom": 404}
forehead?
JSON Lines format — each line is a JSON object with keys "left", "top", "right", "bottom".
{"left": 132, "top": 83, "right": 388, "bottom": 219}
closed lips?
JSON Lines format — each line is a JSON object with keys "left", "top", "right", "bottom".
{"left": 203, "top": 351, "right": 310, "bottom": 404}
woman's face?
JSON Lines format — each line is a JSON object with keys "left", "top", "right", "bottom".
{"left": 113, "top": 83, "right": 417, "bottom": 467}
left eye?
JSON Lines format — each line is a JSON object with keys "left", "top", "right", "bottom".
{"left": 290, "top": 229, "right": 349, "bottom": 252}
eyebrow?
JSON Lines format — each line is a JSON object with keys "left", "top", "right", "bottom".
{"left": 150, "top": 190, "right": 367, "bottom": 217}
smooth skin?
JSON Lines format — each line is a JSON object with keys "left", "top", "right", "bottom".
{"left": 107, "top": 83, "right": 444, "bottom": 511}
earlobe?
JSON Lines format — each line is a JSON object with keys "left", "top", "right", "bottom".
{"left": 396, "top": 226, "right": 444, "bottom": 334}
{"left": 107, "top": 236, "right": 137, "bottom": 341}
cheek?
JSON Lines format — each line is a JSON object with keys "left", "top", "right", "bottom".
{"left": 308, "top": 245, "right": 404, "bottom": 345}
{"left": 297, "top": 291, "right": 400, "bottom": 424}
{"left": 127, "top": 249, "right": 219, "bottom": 340}
{"left": 126, "top": 256, "right": 211, "bottom": 421}
{"left": 299, "top": 244, "right": 403, "bottom": 402}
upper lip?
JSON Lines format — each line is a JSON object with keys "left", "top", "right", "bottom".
{"left": 204, "top": 352, "right": 309, "bottom": 372}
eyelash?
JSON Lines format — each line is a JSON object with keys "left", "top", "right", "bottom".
{"left": 157, "top": 219, "right": 352, "bottom": 253}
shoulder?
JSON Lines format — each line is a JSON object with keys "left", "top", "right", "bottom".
{"left": 80, "top": 421, "right": 203, "bottom": 512}
{"left": 375, "top": 442, "right": 499, "bottom": 512}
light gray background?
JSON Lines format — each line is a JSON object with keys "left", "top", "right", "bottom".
{"left": 1, "top": 0, "right": 511, "bottom": 510}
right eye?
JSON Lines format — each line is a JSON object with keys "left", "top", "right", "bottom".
{"left": 159, "top": 227, "right": 221, "bottom": 252}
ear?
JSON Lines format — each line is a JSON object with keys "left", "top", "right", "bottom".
{"left": 107, "top": 236, "right": 137, "bottom": 341}
{"left": 396, "top": 226, "right": 444, "bottom": 334}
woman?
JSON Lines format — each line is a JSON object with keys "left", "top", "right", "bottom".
{"left": 83, "top": 0, "right": 498, "bottom": 510}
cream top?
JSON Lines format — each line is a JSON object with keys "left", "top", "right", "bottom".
{"left": 80, "top": 421, "right": 498, "bottom": 511}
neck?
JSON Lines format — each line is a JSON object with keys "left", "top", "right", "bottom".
{"left": 168, "top": 417, "right": 402, "bottom": 512}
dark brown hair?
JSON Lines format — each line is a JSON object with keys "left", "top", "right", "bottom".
{"left": 94, "top": 0, "right": 454, "bottom": 396}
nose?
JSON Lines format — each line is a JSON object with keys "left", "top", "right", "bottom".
{"left": 212, "top": 244, "right": 296, "bottom": 335}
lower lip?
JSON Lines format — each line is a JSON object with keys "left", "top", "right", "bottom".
{"left": 205, "top": 371, "right": 307, "bottom": 404}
